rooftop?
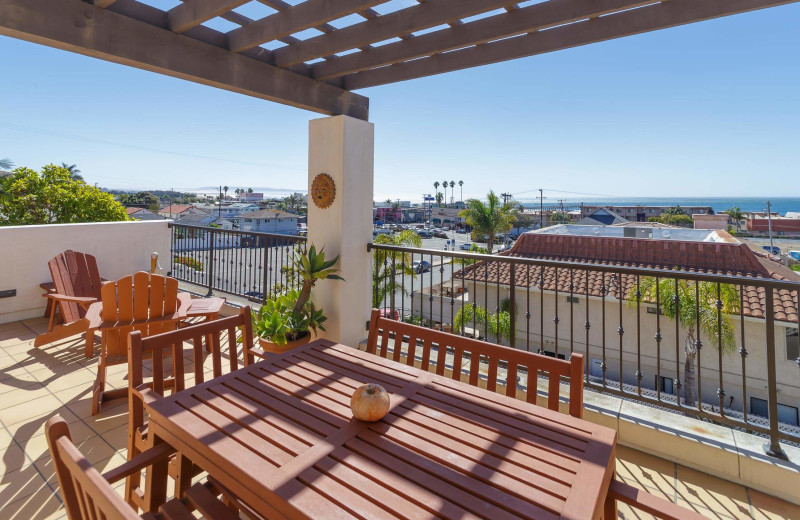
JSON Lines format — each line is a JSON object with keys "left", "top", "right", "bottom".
{"left": 2, "top": 317, "right": 799, "bottom": 520}
{"left": 535, "top": 224, "right": 736, "bottom": 243}
{"left": 458, "top": 231, "right": 800, "bottom": 322}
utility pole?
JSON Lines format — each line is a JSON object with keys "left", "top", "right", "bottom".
{"left": 170, "top": 187, "right": 173, "bottom": 219}
{"left": 501, "top": 192, "right": 512, "bottom": 205}
{"left": 539, "top": 189, "right": 544, "bottom": 229}
{"left": 767, "top": 201, "right": 774, "bottom": 254}
{"left": 218, "top": 186, "right": 222, "bottom": 218}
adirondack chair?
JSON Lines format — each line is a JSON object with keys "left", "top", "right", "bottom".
{"left": 126, "top": 308, "right": 253, "bottom": 507}
{"left": 86, "top": 272, "right": 191, "bottom": 415}
{"left": 45, "top": 415, "right": 239, "bottom": 520}
{"left": 35, "top": 250, "right": 105, "bottom": 357}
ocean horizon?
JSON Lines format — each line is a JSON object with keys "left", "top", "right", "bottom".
{"left": 519, "top": 197, "right": 800, "bottom": 215}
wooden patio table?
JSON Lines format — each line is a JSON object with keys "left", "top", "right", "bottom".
{"left": 142, "top": 338, "right": 618, "bottom": 520}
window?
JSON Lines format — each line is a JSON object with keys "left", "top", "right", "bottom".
{"left": 646, "top": 307, "right": 664, "bottom": 315}
{"left": 543, "top": 350, "right": 566, "bottom": 360}
{"left": 244, "top": 219, "right": 252, "bottom": 223}
{"left": 787, "top": 328, "right": 799, "bottom": 361}
{"left": 649, "top": 209, "right": 655, "bottom": 214}
{"left": 655, "top": 376, "right": 674, "bottom": 394}
{"left": 566, "top": 296, "right": 580, "bottom": 304}
{"left": 750, "top": 397, "right": 800, "bottom": 426}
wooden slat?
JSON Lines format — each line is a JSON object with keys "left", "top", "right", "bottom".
{"left": 272, "top": 0, "right": 518, "bottom": 67}
{"left": 168, "top": 0, "right": 249, "bottom": 33}
{"left": 133, "top": 271, "right": 149, "bottom": 322}
{"left": 226, "top": 0, "right": 388, "bottom": 54}
{"left": 0, "top": 0, "right": 369, "bottom": 120}
{"left": 341, "top": 0, "right": 800, "bottom": 89}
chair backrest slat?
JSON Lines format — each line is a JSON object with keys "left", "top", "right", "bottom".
{"left": 48, "top": 250, "right": 103, "bottom": 322}
{"left": 46, "top": 417, "right": 142, "bottom": 520}
{"left": 365, "top": 309, "right": 584, "bottom": 418}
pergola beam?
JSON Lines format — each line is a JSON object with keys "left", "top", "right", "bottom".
{"left": 313, "top": 0, "right": 655, "bottom": 81}
{"left": 0, "top": 0, "right": 369, "bottom": 119}
{"left": 168, "top": 0, "right": 250, "bottom": 34}
{"left": 272, "top": 0, "right": 520, "bottom": 68}
{"left": 226, "top": 0, "right": 388, "bottom": 54}
{"left": 342, "top": 0, "right": 800, "bottom": 90}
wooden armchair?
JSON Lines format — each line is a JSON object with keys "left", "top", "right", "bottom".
{"left": 35, "top": 250, "right": 105, "bottom": 357}
{"left": 87, "top": 272, "right": 191, "bottom": 415}
{"left": 45, "top": 415, "right": 238, "bottom": 520}
{"left": 126, "top": 307, "right": 254, "bottom": 508}
{"left": 366, "top": 308, "right": 584, "bottom": 417}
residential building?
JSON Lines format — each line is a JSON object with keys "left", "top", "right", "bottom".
{"left": 580, "top": 204, "right": 714, "bottom": 222}
{"left": 576, "top": 208, "right": 627, "bottom": 226}
{"left": 237, "top": 192, "right": 264, "bottom": 202}
{"left": 125, "top": 207, "right": 163, "bottom": 221}
{"left": 158, "top": 204, "right": 208, "bottom": 219}
{"left": 174, "top": 212, "right": 218, "bottom": 227}
{"left": 217, "top": 202, "right": 260, "bottom": 222}
{"left": 693, "top": 213, "right": 729, "bottom": 230}
{"left": 430, "top": 225, "right": 800, "bottom": 425}
{"left": 240, "top": 209, "right": 299, "bottom": 235}
{"left": 747, "top": 217, "right": 800, "bottom": 237}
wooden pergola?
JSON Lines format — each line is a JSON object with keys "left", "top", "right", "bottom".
{"left": 0, "top": 0, "right": 796, "bottom": 121}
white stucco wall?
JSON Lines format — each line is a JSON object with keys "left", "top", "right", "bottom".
{"left": 0, "top": 221, "right": 172, "bottom": 324}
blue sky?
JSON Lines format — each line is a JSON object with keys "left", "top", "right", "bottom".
{"left": 1, "top": 3, "right": 798, "bottom": 203}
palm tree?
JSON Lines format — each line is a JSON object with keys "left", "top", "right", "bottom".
{"left": 61, "top": 163, "right": 83, "bottom": 182}
{"left": 442, "top": 179, "right": 449, "bottom": 206}
{"left": 727, "top": 206, "right": 744, "bottom": 233}
{"left": 630, "top": 278, "right": 739, "bottom": 406}
{"left": 372, "top": 230, "right": 422, "bottom": 314}
{"left": 223, "top": 186, "right": 229, "bottom": 199}
{"left": 435, "top": 191, "right": 444, "bottom": 205}
{"left": 0, "top": 157, "right": 13, "bottom": 171}
{"left": 248, "top": 187, "right": 254, "bottom": 193}
{"left": 449, "top": 181, "right": 455, "bottom": 205}
{"left": 433, "top": 182, "right": 440, "bottom": 205}
{"left": 550, "top": 211, "right": 569, "bottom": 224}
{"left": 459, "top": 191, "right": 515, "bottom": 251}
{"left": 458, "top": 180, "right": 463, "bottom": 202}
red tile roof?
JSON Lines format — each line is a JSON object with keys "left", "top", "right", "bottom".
{"left": 125, "top": 207, "right": 144, "bottom": 215}
{"left": 456, "top": 233, "right": 800, "bottom": 323}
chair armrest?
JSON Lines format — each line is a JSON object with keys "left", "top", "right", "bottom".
{"left": 44, "top": 293, "right": 97, "bottom": 307}
{"left": 247, "top": 346, "right": 270, "bottom": 361}
{"left": 102, "top": 443, "right": 176, "bottom": 484}
{"left": 177, "top": 293, "right": 192, "bottom": 318}
{"left": 608, "top": 479, "right": 707, "bottom": 520}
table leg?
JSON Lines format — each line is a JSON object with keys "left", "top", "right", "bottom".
{"left": 205, "top": 313, "right": 219, "bottom": 353}
{"left": 603, "top": 470, "right": 618, "bottom": 519}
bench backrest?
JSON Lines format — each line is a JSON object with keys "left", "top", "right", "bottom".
{"left": 366, "top": 309, "right": 584, "bottom": 418}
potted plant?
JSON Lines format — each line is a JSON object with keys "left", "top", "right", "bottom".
{"left": 253, "top": 245, "right": 343, "bottom": 353}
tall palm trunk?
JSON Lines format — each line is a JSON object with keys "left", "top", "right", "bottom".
{"left": 683, "top": 330, "right": 697, "bottom": 406}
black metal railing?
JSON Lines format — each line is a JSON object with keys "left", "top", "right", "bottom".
{"left": 368, "top": 242, "right": 800, "bottom": 457}
{"left": 169, "top": 223, "right": 306, "bottom": 303}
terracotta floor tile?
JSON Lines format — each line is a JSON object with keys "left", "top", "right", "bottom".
{"left": 101, "top": 423, "right": 130, "bottom": 451}
{"left": 0, "top": 443, "right": 32, "bottom": 474}
{"left": 2, "top": 407, "right": 79, "bottom": 440}
{"left": 0, "top": 395, "right": 63, "bottom": 426}
{"left": 615, "top": 446, "right": 676, "bottom": 501}
{"left": 0, "top": 485, "right": 64, "bottom": 520}
{"left": 0, "top": 366, "right": 39, "bottom": 385}
{"left": 0, "top": 324, "right": 37, "bottom": 348}
{"left": 749, "top": 489, "right": 800, "bottom": 520}
{"left": 0, "top": 465, "right": 52, "bottom": 514}
{"left": 0, "top": 378, "right": 42, "bottom": 395}
{"left": 23, "top": 421, "right": 96, "bottom": 462}
{"left": 81, "top": 402, "right": 129, "bottom": 434}
{"left": 675, "top": 466, "right": 752, "bottom": 520}
{"left": 0, "top": 385, "right": 52, "bottom": 410}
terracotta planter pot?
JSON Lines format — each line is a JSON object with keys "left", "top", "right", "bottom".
{"left": 257, "top": 333, "right": 311, "bottom": 354}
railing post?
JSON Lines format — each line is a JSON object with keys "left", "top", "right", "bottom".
{"left": 764, "top": 287, "right": 787, "bottom": 459}
{"left": 206, "top": 228, "right": 215, "bottom": 297}
{"left": 509, "top": 261, "right": 516, "bottom": 350}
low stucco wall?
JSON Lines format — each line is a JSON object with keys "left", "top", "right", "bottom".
{"left": 0, "top": 221, "right": 172, "bottom": 324}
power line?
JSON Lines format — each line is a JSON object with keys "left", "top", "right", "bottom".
{"left": 0, "top": 120, "right": 279, "bottom": 168}
{"left": 512, "top": 187, "right": 617, "bottom": 198}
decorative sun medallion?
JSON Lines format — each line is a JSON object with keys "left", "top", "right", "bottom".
{"left": 311, "top": 173, "right": 336, "bottom": 209}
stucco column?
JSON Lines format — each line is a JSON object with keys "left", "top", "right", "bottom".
{"left": 307, "top": 115, "right": 374, "bottom": 347}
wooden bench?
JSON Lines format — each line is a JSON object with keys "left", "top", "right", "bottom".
{"left": 366, "top": 308, "right": 584, "bottom": 418}
{"left": 45, "top": 415, "right": 238, "bottom": 520}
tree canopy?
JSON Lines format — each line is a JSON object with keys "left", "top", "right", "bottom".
{"left": 459, "top": 191, "right": 515, "bottom": 251}
{"left": 116, "top": 191, "right": 161, "bottom": 210}
{"left": 647, "top": 213, "right": 694, "bottom": 227}
{"left": 0, "top": 164, "right": 128, "bottom": 226}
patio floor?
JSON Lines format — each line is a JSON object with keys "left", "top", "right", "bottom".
{"left": 1, "top": 317, "right": 799, "bottom": 520}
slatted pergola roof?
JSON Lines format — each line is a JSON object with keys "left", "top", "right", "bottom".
{"left": 1, "top": 0, "right": 797, "bottom": 120}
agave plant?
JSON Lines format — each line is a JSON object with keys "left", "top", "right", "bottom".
{"left": 292, "top": 244, "right": 344, "bottom": 314}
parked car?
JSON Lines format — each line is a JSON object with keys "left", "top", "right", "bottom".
{"left": 455, "top": 228, "right": 468, "bottom": 234}
{"left": 379, "top": 308, "right": 400, "bottom": 320}
{"left": 789, "top": 250, "right": 800, "bottom": 261}
{"left": 459, "top": 242, "right": 473, "bottom": 251}
{"left": 413, "top": 260, "right": 431, "bottom": 274}
{"left": 433, "top": 231, "right": 448, "bottom": 239}
{"left": 373, "top": 229, "right": 392, "bottom": 237}
{"left": 762, "top": 245, "right": 781, "bottom": 255}
{"left": 244, "top": 291, "right": 264, "bottom": 301}
{"left": 417, "top": 230, "right": 432, "bottom": 238}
